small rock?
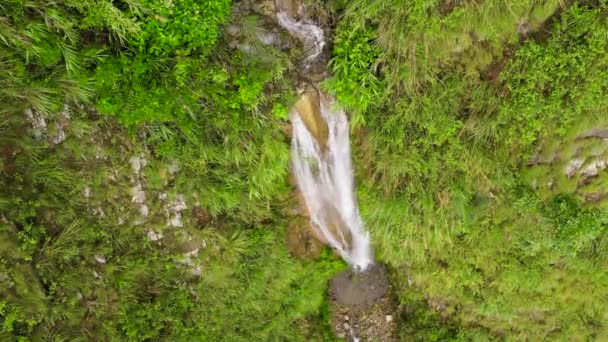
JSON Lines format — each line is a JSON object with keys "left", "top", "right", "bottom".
{"left": 139, "top": 153, "right": 148, "bottom": 169}
{"left": 25, "top": 108, "right": 47, "bottom": 134}
{"left": 92, "top": 207, "right": 105, "bottom": 217}
{"left": 565, "top": 158, "right": 584, "bottom": 178}
{"left": 385, "top": 315, "right": 393, "bottom": 323}
{"left": 226, "top": 24, "right": 241, "bottom": 36}
{"left": 169, "top": 213, "right": 183, "bottom": 227}
{"left": 131, "top": 183, "right": 146, "bottom": 204}
{"left": 190, "top": 265, "right": 202, "bottom": 276}
{"left": 94, "top": 255, "right": 107, "bottom": 264}
{"left": 61, "top": 104, "right": 70, "bottom": 119}
{"left": 129, "top": 156, "right": 142, "bottom": 174}
{"left": 517, "top": 20, "right": 531, "bottom": 37}
{"left": 51, "top": 128, "right": 66, "bottom": 145}
{"left": 147, "top": 230, "right": 163, "bottom": 241}
{"left": 167, "top": 160, "right": 179, "bottom": 176}
{"left": 184, "top": 248, "right": 199, "bottom": 258}
{"left": 255, "top": 29, "right": 278, "bottom": 45}
{"left": 108, "top": 171, "right": 117, "bottom": 182}
{"left": 581, "top": 160, "right": 606, "bottom": 178}
{"left": 344, "top": 315, "right": 349, "bottom": 321}
{"left": 585, "top": 192, "right": 606, "bottom": 203}
{"left": 139, "top": 205, "right": 149, "bottom": 217}
{"left": 169, "top": 195, "right": 187, "bottom": 212}
{"left": 343, "top": 322, "right": 350, "bottom": 330}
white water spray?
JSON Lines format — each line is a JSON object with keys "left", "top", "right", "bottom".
{"left": 278, "top": 11, "right": 374, "bottom": 270}
{"left": 277, "top": 12, "right": 325, "bottom": 65}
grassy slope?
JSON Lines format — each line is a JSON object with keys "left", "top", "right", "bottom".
{"left": 0, "top": 0, "right": 341, "bottom": 340}
{"left": 1, "top": 0, "right": 608, "bottom": 340}
{"left": 328, "top": 0, "right": 608, "bottom": 339}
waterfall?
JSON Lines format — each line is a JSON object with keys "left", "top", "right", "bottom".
{"left": 277, "top": 11, "right": 374, "bottom": 271}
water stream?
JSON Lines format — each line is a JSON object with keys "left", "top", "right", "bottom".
{"left": 277, "top": 11, "right": 374, "bottom": 271}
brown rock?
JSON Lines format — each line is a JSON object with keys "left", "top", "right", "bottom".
{"left": 192, "top": 206, "right": 212, "bottom": 227}
{"left": 275, "top": 0, "right": 302, "bottom": 18}
{"left": 584, "top": 192, "right": 606, "bottom": 203}
{"left": 286, "top": 218, "right": 324, "bottom": 259}
{"left": 294, "top": 89, "right": 328, "bottom": 148}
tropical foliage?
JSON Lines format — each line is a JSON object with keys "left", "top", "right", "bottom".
{"left": 1, "top": 0, "right": 608, "bottom": 340}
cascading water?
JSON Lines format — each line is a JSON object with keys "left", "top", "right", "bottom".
{"left": 277, "top": 11, "right": 374, "bottom": 271}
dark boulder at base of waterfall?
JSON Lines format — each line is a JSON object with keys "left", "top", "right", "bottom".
{"left": 329, "top": 264, "right": 398, "bottom": 341}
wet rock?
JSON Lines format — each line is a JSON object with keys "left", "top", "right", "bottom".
{"left": 329, "top": 264, "right": 398, "bottom": 341}
{"left": 330, "top": 264, "right": 390, "bottom": 306}
{"left": 251, "top": 0, "right": 276, "bottom": 17}
{"left": 294, "top": 89, "right": 328, "bottom": 147}
{"left": 276, "top": 10, "right": 326, "bottom": 69}
{"left": 275, "top": 0, "right": 301, "bottom": 18}
{"left": 286, "top": 218, "right": 324, "bottom": 259}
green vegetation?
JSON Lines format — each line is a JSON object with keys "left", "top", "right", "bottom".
{"left": 331, "top": 0, "right": 608, "bottom": 339}
{"left": 1, "top": 0, "right": 608, "bottom": 340}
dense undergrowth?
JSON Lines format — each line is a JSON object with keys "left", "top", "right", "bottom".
{"left": 330, "top": 0, "right": 608, "bottom": 339}
{"left": 0, "top": 0, "right": 340, "bottom": 340}
{"left": 1, "top": 0, "right": 608, "bottom": 340}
